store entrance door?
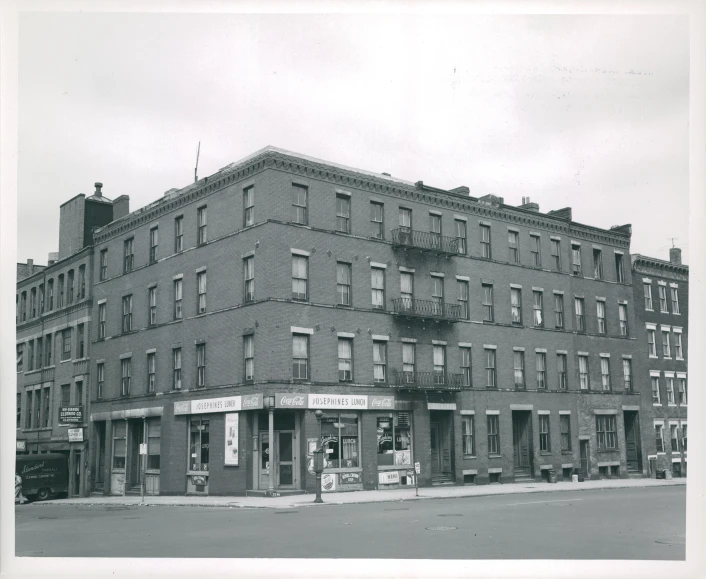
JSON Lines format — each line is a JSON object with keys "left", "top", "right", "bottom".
{"left": 512, "top": 411, "right": 532, "bottom": 478}
{"left": 623, "top": 411, "right": 641, "bottom": 473}
{"left": 580, "top": 440, "right": 590, "bottom": 478}
{"left": 127, "top": 420, "right": 144, "bottom": 492}
{"left": 258, "top": 431, "right": 297, "bottom": 490}
{"left": 429, "top": 410, "right": 454, "bottom": 481}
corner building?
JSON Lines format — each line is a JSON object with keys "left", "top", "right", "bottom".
{"left": 88, "top": 147, "right": 645, "bottom": 496}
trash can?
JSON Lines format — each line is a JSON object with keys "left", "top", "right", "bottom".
{"left": 664, "top": 469, "right": 673, "bottom": 480}
{"left": 547, "top": 469, "right": 557, "bottom": 484}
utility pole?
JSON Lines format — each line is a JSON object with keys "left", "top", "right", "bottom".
{"left": 194, "top": 142, "right": 201, "bottom": 183}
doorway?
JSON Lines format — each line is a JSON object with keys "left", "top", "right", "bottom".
{"left": 580, "top": 440, "right": 590, "bottom": 478}
{"left": 95, "top": 422, "right": 105, "bottom": 491}
{"left": 429, "top": 411, "right": 454, "bottom": 481}
{"left": 127, "top": 420, "right": 144, "bottom": 491}
{"left": 71, "top": 451, "right": 82, "bottom": 497}
{"left": 257, "top": 411, "right": 298, "bottom": 491}
{"left": 623, "top": 411, "right": 642, "bottom": 472}
{"left": 512, "top": 411, "right": 533, "bottom": 478}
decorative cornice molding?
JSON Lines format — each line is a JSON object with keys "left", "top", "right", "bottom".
{"left": 631, "top": 254, "right": 689, "bottom": 282}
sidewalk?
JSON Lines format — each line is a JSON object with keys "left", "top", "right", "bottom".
{"left": 27, "top": 477, "right": 685, "bottom": 509}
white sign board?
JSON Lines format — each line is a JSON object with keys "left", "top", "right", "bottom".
{"left": 308, "top": 394, "right": 368, "bottom": 409}
{"left": 321, "top": 473, "right": 337, "bottom": 492}
{"left": 139, "top": 443, "right": 147, "bottom": 455}
{"left": 68, "top": 428, "right": 83, "bottom": 442}
{"left": 224, "top": 413, "right": 239, "bottom": 465}
{"left": 415, "top": 462, "right": 421, "bottom": 475}
{"left": 379, "top": 471, "right": 400, "bottom": 485}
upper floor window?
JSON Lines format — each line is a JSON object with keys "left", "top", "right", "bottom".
{"left": 197, "top": 206, "right": 208, "bottom": 245}
{"left": 373, "top": 341, "right": 387, "bottom": 382}
{"left": 619, "top": 303, "right": 629, "bottom": 336}
{"left": 510, "top": 287, "right": 522, "bottom": 324}
{"left": 20, "top": 291, "right": 27, "bottom": 321}
{"left": 244, "top": 335, "right": 254, "bottom": 381}
{"left": 76, "top": 324, "right": 85, "bottom": 358}
{"left": 670, "top": 287, "right": 680, "bottom": 314}
{"left": 399, "top": 207, "right": 411, "bottom": 230}
{"left": 615, "top": 253, "right": 625, "bottom": 283}
{"left": 455, "top": 220, "right": 467, "bottom": 255}
{"left": 371, "top": 267, "right": 385, "bottom": 309}
{"left": 571, "top": 244, "right": 582, "bottom": 276}
{"left": 433, "top": 345, "right": 446, "bottom": 381}
{"left": 197, "top": 271, "right": 207, "bottom": 314}
{"left": 57, "top": 275, "right": 64, "bottom": 308}
{"left": 61, "top": 328, "right": 71, "bottom": 361}
{"left": 336, "top": 195, "right": 351, "bottom": 234}
{"left": 596, "top": 301, "right": 606, "bottom": 334}
{"left": 539, "top": 415, "right": 551, "bottom": 452}
{"left": 513, "top": 351, "right": 525, "bottom": 389}
{"left": 244, "top": 257, "right": 255, "bottom": 302}
{"left": 458, "top": 280, "right": 469, "bottom": 320}
{"left": 485, "top": 348, "right": 496, "bottom": 388}
{"left": 173, "top": 348, "right": 182, "bottom": 389}
{"left": 338, "top": 338, "right": 353, "bottom": 382}
{"left": 674, "top": 332, "right": 683, "bottom": 359}
{"left": 600, "top": 357, "right": 611, "bottom": 391}
{"left": 16, "top": 343, "right": 23, "bottom": 372}
{"left": 593, "top": 249, "right": 603, "bottom": 280}
{"left": 292, "top": 184, "right": 308, "bottom": 225}
{"left": 677, "top": 377, "right": 687, "bottom": 405}
{"left": 574, "top": 297, "right": 585, "bottom": 332}
{"left": 482, "top": 284, "right": 494, "bottom": 322}
{"left": 429, "top": 214, "right": 442, "bottom": 246}
{"left": 658, "top": 285, "right": 668, "bottom": 312}
{"left": 98, "top": 303, "right": 106, "bottom": 339}
{"left": 174, "top": 216, "right": 184, "bottom": 253}
{"left": 122, "top": 295, "right": 133, "bottom": 333}
{"left": 400, "top": 272, "right": 413, "bottom": 309}
{"left": 622, "top": 359, "right": 632, "bottom": 390}
{"left": 243, "top": 186, "right": 254, "bottom": 227}
{"left": 647, "top": 328, "right": 657, "bottom": 357}
{"left": 174, "top": 278, "right": 183, "bottom": 320}
{"left": 480, "top": 225, "right": 492, "bottom": 259}
{"left": 292, "top": 335, "right": 309, "bottom": 380}
{"left": 147, "top": 352, "right": 156, "bottom": 393}
{"left": 662, "top": 330, "right": 671, "bottom": 358}
{"left": 460, "top": 346, "right": 472, "bottom": 387}
{"left": 370, "top": 202, "right": 384, "bottom": 239}
{"left": 532, "top": 291, "right": 543, "bottom": 327}
{"left": 30, "top": 288, "right": 37, "bottom": 318}
{"left": 554, "top": 294, "right": 564, "bottom": 329}
{"left": 578, "top": 355, "right": 588, "bottom": 389}
{"left": 508, "top": 231, "right": 520, "bottom": 263}
{"left": 644, "top": 283, "right": 653, "bottom": 310}
{"left": 402, "top": 343, "right": 415, "bottom": 377}
{"left": 336, "top": 262, "right": 351, "bottom": 306}
{"left": 99, "top": 250, "right": 108, "bottom": 281}
{"left": 45, "top": 334, "right": 52, "bottom": 366}
{"left": 557, "top": 353, "right": 567, "bottom": 389}
{"left": 550, "top": 239, "right": 561, "bottom": 271}
{"left": 292, "top": 255, "right": 308, "bottom": 300}
{"left": 78, "top": 265, "right": 86, "bottom": 300}
{"left": 149, "top": 227, "right": 159, "bottom": 263}
{"left": 67, "top": 270, "right": 75, "bottom": 304}
{"left": 96, "top": 362, "right": 104, "bottom": 400}
{"left": 149, "top": 287, "right": 157, "bottom": 326}
{"left": 530, "top": 234, "right": 541, "bottom": 267}
{"left": 431, "top": 276, "right": 444, "bottom": 312}
{"left": 47, "top": 279, "right": 54, "bottom": 310}
{"left": 121, "top": 358, "right": 131, "bottom": 396}
{"left": 123, "top": 239, "right": 134, "bottom": 273}
{"left": 196, "top": 343, "right": 206, "bottom": 388}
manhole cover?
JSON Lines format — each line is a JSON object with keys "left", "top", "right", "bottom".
{"left": 426, "top": 526, "right": 457, "bottom": 531}
{"left": 438, "top": 514, "right": 463, "bottom": 517}
{"left": 274, "top": 511, "right": 298, "bottom": 515}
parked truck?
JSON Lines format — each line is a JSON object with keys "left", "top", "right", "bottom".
{"left": 16, "top": 454, "right": 69, "bottom": 501}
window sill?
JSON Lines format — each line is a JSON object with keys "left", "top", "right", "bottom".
{"left": 540, "top": 451, "right": 552, "bottom": 456}
{"left": 488, "top": 454, "right": 502, "bottom": 459}
{"left": 597, "top": 449, "right": 619, "bottom": 453}
{"left": 561, "top": 450, "right": 573, "bottom": 455}
{"left": 60, "top": 359, "right": 72, "bottom": 364}
{"left": 653, "top": 403, "right": 662, "bottom": 407}
{"left": 463, "top": 455, "right": 477, "bottom": 459}
{"left": 187, "top": 470, "right": 209, "bottom": 476}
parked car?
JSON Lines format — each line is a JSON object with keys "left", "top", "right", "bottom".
{"left": 16, "top": 454, "right": 69, "bottom": 501}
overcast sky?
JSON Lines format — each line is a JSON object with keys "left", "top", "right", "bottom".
{"left": 18, "top": 12, "right": 689, "bottom": 264}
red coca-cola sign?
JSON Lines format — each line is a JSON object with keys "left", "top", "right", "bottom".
{"left": 276, "top": 393, "right": 307, "bottom": 408}
{"left": 370, "top": 396, "right": 394, "bottom": 409}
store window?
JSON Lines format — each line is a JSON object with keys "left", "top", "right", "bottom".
{"left": 189, "top": 417, "right": 210, "bottom": 471}
{"left": 377, "top": 412, "right": 412, "bottom": 466}
{"left": 113, "top": 421, "right": 127, "bottom": 468}
{"left": 321, "top": 412, "right": 360, "bottom": 469}
{"left": 147, "top": 417, "right": 161, "bottom": 470}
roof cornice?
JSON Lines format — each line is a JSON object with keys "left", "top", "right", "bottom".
{"left": 631, "top": 253, "right": 689, "bottom": 280}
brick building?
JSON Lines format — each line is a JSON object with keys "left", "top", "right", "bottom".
{"left": 15, "top": 184, "right": 127, "bottom": 497}
{"left": 631, "top": 249, "right": 688, "bottom": 477}
{"left": 81, "top": 146, "right": 654, "bottom": 498}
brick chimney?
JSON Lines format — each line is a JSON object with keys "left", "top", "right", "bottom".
{"left": 669, "top": 247, "right": 682, "bottom": 265}
{"left": 519, "top": 196, "right": 539, "bottom": 212}
{"left": 94, "top": 182, "right": 103, "bottom": 197}
{"left": 113, "top": 195, "right": 130, "bottom": 220}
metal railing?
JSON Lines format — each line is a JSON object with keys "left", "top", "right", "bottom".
{"left": 390, "top": 370, "right": 466, "bottom": 390}
{"left": 392, "top": 298, "right": 462, "bottom": 322}
{"left": 391, "top": 228, "right": 460, "bottom": 255}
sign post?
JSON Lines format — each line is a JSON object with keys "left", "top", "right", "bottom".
{"left": 139, "top": 442, "right": 147, "bottom": 502}
{"left": 414, "top": 461, "right": 420, "bottom": 497}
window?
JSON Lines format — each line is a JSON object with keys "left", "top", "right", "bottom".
{"left": 147, "top": 417, "right": 161, "bottom": 469}
{"left": 508, "top": 231, "right": 520, "bottom": 263}
{"left": 197, "top": 271, "right": 207, "bottom": 314}
{"left": 600, "top": 357, "right": 611, "bottom": 391}
{"left": 47, "top": 279, "right": 54, "bottom": 310}
{"left": 17, "top": 343, "right": 23, "bottom": 372}
{"left": 243, "top": 256, "right": 255, "bottom": 302}
{"left": 96, "top": 363, "right": 104, "bottom": 400}
{"left": 196, "top": 343, "right": 206, "bottom": 388}
{"left": 291, "top": 184, "right": 308, "bottom": 224}
{"left": 615, "top": 253, "right": 624, "bottom": 283}
{"left": 76, "top": 324, "right": 85, "bottom": 358}
{"left": 30, "top": 288, "right": 36, "bottom": 318}
{"left": 593, "top": 249, "right": 603, "bottom": 279}
{"left": 456, "top": 220, "right": 467, "bottom": 254}
{"left": 557, "top": 353, "right": 567, "bottom": 389}
{"left": 482, "top": 284, "right": 494, "bottom": 322}
{"left": 338, "top": 338, "right": 353, "bottom": 382}
{"left": 113, "top": 421, "right": 127, "bottom": 469}
{"left": 674, "top": 332, "right": 683, "bottom": 359}
{"left": 399, "top": 207, "right": 412, "bottom": 230}
{"left": 623, "top": 359, "right": 632, "bottom": 390}
{"left": 336, "top": 194, "right": 351, "bottom": 233}
{"left": 373, "top": 341, "right": 387, "bottom": 382}
{"left": 45, "top": 334, "right": 52, "bottom": 366}
{"left": 25, "top": 390, "right": 33, "bottom": 428}
{"left": 433, "top": 345, "right": 446, "bottom": 383}
{"left": 658, "top": 285, "right": 668, "bottom": 312}
{"left": 554, "top": 294, "right": 564, "bottom": 329}
{"left": 148, "top": 287, "right": 157, "bottom": 326}
{"left": 670, "top": 424, "right": 679, "bottom": 452}
{"left": 654, "top": 423, "right": 664, "bottom": 453}
{"left": 666, "top": 377, "right": 675, "bottom": 405}
{"left": 336, "top": 262, "right": 351, "bottom": 306}
{"left": 619, "top": 304, "right": 629, "bottom": 336}
{"left": 174, "top": 279, "right": 183, "bottom": 320}
{"left": 431, "top": 276, "right": 444, "bottom": 315}
{"left": 560, "top": 415, "right": 571, "bottom": 451}
{"left": 536, "top": 352, "right": 547, "bottom": 389}
{"left": 43, "top": 388, "right": 50, "bottom": 428}
{"left": 539, "top": 415, "right": 551, "bottom": 452}
{"left": 571, "top": 244, "right": 582, "bottom": 276}
{"left": 123, "top": 239, "right": 134, "bottom": 273}
{"left": 292, "top": 335, "right": 309, "bottom": 380}
{"left": 292, "top": 255, "right": 308, "bottom": 300}
{"left": 370, "top": 201, "right": 384, "bottom": 239}
{"left": 677, "top": 377, "right": 687, "bottom": 405}
{"left": 61, "top": 328, "right": 71, "bottom": 361}
{"left": 551, "top": 239, "right": 561, "bottom": 271}
{"left": 511, "top": 287, "right": 522, "bottom": 324}
{"left": 480, "top": 225, "right": 492, "bottom": 258}
{"left": 487, "top": 415, "right": 499, "bottom": 455}
{"left": 662, "top": 330, "right": 671, "bottom": 357}
{"left": 197, "top": 206, "right": 207, "bottom": 245}
{"left": 60, "top": 383, "right": 70, "bottom": 409}
{"left": 458, "top": 281, "right": 469, "bottom": 320}
{"left": 485, "top": 349, "right": 496, "bottom": 388}
{"left": 647, "top": 329, "right": 657, "bottom": 356}
{"left": 243, "top": 185, "right": 254, "bottom": 227}
{"left": 67, "top": 270, "right": 74, "bottom": 304}
{"left": 174, "top": 216, "right": 184, "bottom": 252}
{"left": 120, "top": 358, "right": 131, "bottom": 396}
{"left": 172, "top": 348, "right": 182, "bottom": 389}
{"left": 36, "top": 338, "right": 43, "bottom": 369}
{"left": 149, "top": 227, "right": 159, "bottom": 263}
{"left": 574, "top": 298, "right": 585, "bottom": 332}
{"left": 399, "top": 271, "right": 414, "bottom": 311}
{"left": 596, "top": 415, "right": 617, "bottom": 450}
{"left": 189, "top": 418, "right": 210, "bottom": 471}
{"left": 578, "top": 355, "right": 588, "bottom": 390}
{"left": 402, "top": 343, "right": 415, "bottom": 381}
{"left": 100, "top": 249, "right": 108, "bottom": 281}
{"left": 57, "top": 276, "right": 64, "bottom": 308}
{"left": 530, "top": 234, "right": 541, "bottom": 266}
{"left": 98, "top": 303, "right": 106, "bottom": 339}
{"left": 681, "top": 424, "right": 687, "bottom": 451}
{"left": 429, "top": 214, "right": 442, "bottom": 248}
{"left": 644, "top": 283, "right": 653, "bottom": 310}
{"left": 16, "top": 393, "right": 21, "bottom": 428}
{"left": 321, "top": 412, "right": 359, "bottom": 469}
{"left": 28, "top": 341, "right": 34, "bottom": 371}
{"left": 122, "top": 295, "right": 133, "bottom": 332}
{"left": 596, "top": 301, "right": 606, "bottom": 334}
{"left": 533, "top": 291, "right": 543, "bottom": 327}
{"left": 513, "top": 351, "right": 525, "bottom": 389}
{"left": 670, "top": 287, "right": 680, "bottom": 314}
{"left": 460, "top": 347, "right": 472, "bottom": 387}
{"left": 244, "top": 335, "right": 254, "bottom": 381}
{"left": 147, "top": 352, "right": 156, "bottom": 392}
{"left": 38, "top": 284, "right": 44, "bottom": 313}
{"left": 371, "top": 267, "right": 385, "bottom": 309}
{"left": 651, "top": 376, "right": 660, "bottom": 404}
{"left": 462, "top": 415, "right": 475, "bottom": 455}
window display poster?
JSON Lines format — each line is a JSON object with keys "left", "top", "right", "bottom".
{"left": 321, "top": 472, "right": 337, "bottom": 492}
{"left": 224, "top": 413, "right": 239, "bottom": 465}
{"left": 395, "top": 450, "right": 411, "bottom": 465}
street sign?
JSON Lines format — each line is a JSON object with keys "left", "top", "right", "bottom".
{"left": 139, "top": 443, "right": 147, "bottom": 455}
{"left": 414, "top": 461, "right": 421, "bottom": 474}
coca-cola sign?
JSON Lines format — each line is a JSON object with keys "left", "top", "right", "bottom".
{"left": 276, "top": 394, "right": 307, "bottom": 408}
{"left": 271, "top": 393, "right": 397, "bottom": 410}
{"left": 369, "top": 396, "right": 395, "bottom": 409}
{"left": 242, "top": 394, "right": 263, "bottom": 409}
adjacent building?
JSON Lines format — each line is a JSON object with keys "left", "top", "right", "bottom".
{"left": 631, "top": 249, "right": 688, "bottom": 477}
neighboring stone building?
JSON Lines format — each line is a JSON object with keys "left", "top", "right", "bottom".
{"left": 631, "top": 249, "right": 688, "bottom": 477}
{"left": 85, "top": 147, "right": 647, "bottom": 497}
{"left": 15, "top": 184, "right": 127, "bottom": 497}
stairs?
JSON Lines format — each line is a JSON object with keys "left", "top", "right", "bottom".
{"left": 431, "top": 473, "right": 455, "bottom": 486}
{"left": 513, "top": 467, "right": 533, "bottom": 483}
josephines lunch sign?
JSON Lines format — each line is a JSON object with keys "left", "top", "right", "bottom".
{"left": 276, "top": 393, "right": 395, "bottom": 410}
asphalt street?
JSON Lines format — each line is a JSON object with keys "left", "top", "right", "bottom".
{"left": 15, "top": 486, "right": 684, "bottom": 559}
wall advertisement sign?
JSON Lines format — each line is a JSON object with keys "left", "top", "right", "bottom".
{"left": 339, "top": 472, "right": 361, "bottom": 485}
{"left": 321, "top": 473, "right": 337, "bottom": 492}
{"left": 379, "top": 471, "right": 400, "bottom": 485}
{"left": 68, "top": 428, "right": 84, "bottom": 442}
{"left": 224, "top": 413, "right": 239, "bottom": 465}
{"left": 275, "top": 393, "right": 395, "bottom": 410}
{"left": 174, "top": 394, "right": 263, "bottom": 416}
{"left": 59, "top": 406, "right": 83, "bottom": 423}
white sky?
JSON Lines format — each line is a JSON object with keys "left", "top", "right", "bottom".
{"left": 18, "top": 12, "right": 689, "bottom": 263}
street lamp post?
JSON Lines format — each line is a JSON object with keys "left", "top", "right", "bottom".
{"left": 264, "top": 395, "right": 276, "bottom": 497}
{"left": 313, "top": 409, "right": 324, "bottom": 504}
